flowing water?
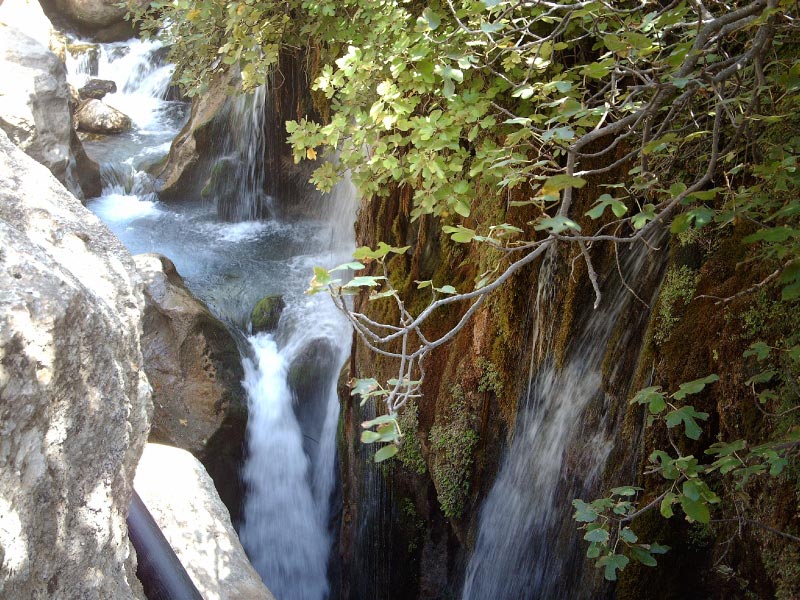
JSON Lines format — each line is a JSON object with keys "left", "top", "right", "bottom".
{"left": 462, "top": 239, "right": 667, "bottom": 600}
{"left": 68, "top": 37, "right": 356, "bottom": 600}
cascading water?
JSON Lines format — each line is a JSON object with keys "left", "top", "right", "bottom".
{"left": 206, "top": 88, "right": 273, "bottom": 222}
{"left": 462, "top": 237, "right": 667, "bottom": 600}
{"left": 68, "top": 36, "right": 357, "bottom": 600}
{"left": 239, "top": 176, "right": 357, "bottom": 600}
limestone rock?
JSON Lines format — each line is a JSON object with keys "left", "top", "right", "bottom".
{"left": 135, "top": 444, "right": 274, "bottom": 600}
{"left": 134, "top": 253, "right": 248, "bottom": 522}
{"left": 0, "top": 0, "right": 54, "bottom": 49}
{"left": 52, "top": 0, "right": 130, "bottom": 29}
{"left": 154, "top": 69, "right": 236, "bottom": 199}
{"left": 0, "top": 24, "right": 87, "bottom": 198}
{"left": 75, "top": 98, "right": 132, "bottom": 134}
{"left": 251, "top": 294, "right": 285, "bottom": 333}
{"left": 0, "top": 128, "right": 150, "bottom": 598}
{"left": 79, "top": 77, "right": 116, "bottom": 100}
{"left": 71, "top": 127, "right": 102, "bottom": 198}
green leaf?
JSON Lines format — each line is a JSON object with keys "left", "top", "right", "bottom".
{"left": 331, "top": 261, "right": 366, "bottom": 272}
{"left": 480, "top": 21, "right": 505, "bottom": 34}
{"left": 351, "top": 378, "right": 380, "bottom": 398}
{"left": 672, "top": 374, "right": 719, "bottom": 400}
{"left": 361, "top": 430, "right": 381, "bottom": 443}
{"left": 745, "top": 370, "right": 776, "bottom": 385}
{"left": 619, "top": 527, "right": 638, "bottom": 544}
{"left": 361, "top": 414, "right": 396, "bottom": 428}
{"left": 573, "top": 499, "right": 599, "bottom": 523}
{"left": 421, "top": 7, "right": 441, "bottom": 30}
{"left": 682, "top": 480, "right": 701, "bottom": 501}
{"left": 665, "top": 406, "right": 709, "bottom": 440}
{"left": 630, "top": 546, "right": 657, "bottom": 567}
{"left": 611, "top": 486, "right": 641, "bottom": 497}
{"left": 353, "top": 242, "right": 411, "bottom": 260}
{"left": 541, "top": 174, "right": 587, "bottom": 192}
{"left": 680, "top": 496, "right": 710, "bottom": 523}
{"left": 743, "top": 227, "right": 797, "bottom": 244}
{"left": 743, "top": 342, "right": 771, "bottom": 361}
{"left": 442, "top": 225, "right": 476, "bottom": 243}
{"left": 649, "top": 543, "right": 670, "bottom": 554}
{"left": 599, "top": 553, "right": 629, "bottom": 581}
{"left": 374, "top": 444, "right": 399, "bottom": 463}
{"left": 436, "top": 284, "right": 458, "bottom": 295}
{"left": 534, "top": 216, "right": 582, "bottom": 234}
{"left": 632, "top": 386, "right": 666, "bottom": 415}
{"left": 660, "top": 492, "right": 677, "bottom": 518}
{"left": 584, "top": 527, "right": 610, "bottom": 543}
{"left": 343, "top": 275, "right": 386, "bottom": 289}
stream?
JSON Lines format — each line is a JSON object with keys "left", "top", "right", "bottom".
{"left": 66, "top": 32, "right": 663, "bottom": 600}
{"left": 67, "top": 38, "right": 355, "bottom": 600}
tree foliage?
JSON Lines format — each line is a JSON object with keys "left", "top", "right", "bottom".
{"left": 133, "top": 0, "right": 800, "bottom": 582}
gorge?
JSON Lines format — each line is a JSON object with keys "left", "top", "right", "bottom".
{"left": 1, "top": 1, "right": 799, "bottom": 600}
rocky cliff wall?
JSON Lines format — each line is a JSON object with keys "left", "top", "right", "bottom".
{"left": 0, "top": 127, "right": 151, "bottom": 598}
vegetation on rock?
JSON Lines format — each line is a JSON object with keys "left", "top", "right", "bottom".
{"left": 134, "top": 0, "right": 800, "bottom": 585}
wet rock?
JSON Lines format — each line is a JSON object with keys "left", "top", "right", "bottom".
{"left": 0, "top": 128, "right": 150, "bottom": 599}
{"left": 79, "top": 77, "right": 116, "bottom": 100}
{"left": 134, "top": 253, "right": 248, "bottom": 522}
{"left": 135, "top": 444, "right": 275, "bottom": 600}
{"left": 0, "top": 24, "right": 88, "bottom": 198}
{"left": 154, "top": 69, "right": 236, "bottom": 199}
{"left": 251, "top": 294, "right": 285, "bottom": 333}
{"left": 74, "top": 98, "right": 132, "bottom": 133}
{"left": 71, "top": 128, "right": 102, "bottom": 199}
{"left": 65, "top": 40, "right": 100, "bottom": 75}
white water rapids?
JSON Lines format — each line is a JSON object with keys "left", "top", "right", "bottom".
{"left": 68, "top": 36, "right": 356, "bottom": 600}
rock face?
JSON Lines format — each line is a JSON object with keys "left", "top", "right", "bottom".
{"left": 135, "top": 444, "right": 275, "bottom": 600}
{"left": 0, "top": 128, "right": 150, "bottom": 598}
{"left": 75, "top": 98, "right": 133, "bottom": 134}
{"left": 54, "top": 0, "right": 127, "bottom": 27}
{"left": 0, "top": 0, "right": 55, "bottom": 49}
{"left": 0, "top": 24, "right": 91, "bottom": 198}
{"left": 79, "top": 77, "right": 117, "bottom": 100}
{"left": 154, "top": 69, "right": 235, "bottom": 199}
{"left": 134, "top": 253, "right": 248, "bottom": 522}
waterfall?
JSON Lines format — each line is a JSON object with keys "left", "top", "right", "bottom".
{"left": 207, "top": 87, "right": 272, "bottom": 222}
{"left": 239, "top": 177, "right": 357, "bottom": 600}
{"left": 70, "top": 34, "right": 359, "bottom": 600}
{"left": 462, "top": 236, "right": 667, "bottom": 600}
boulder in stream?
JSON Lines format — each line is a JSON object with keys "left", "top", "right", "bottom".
{"left": 0, "top": 127, "right": 150, "bottom": 598}
{"left": 135, "top": 444, "right": 275, "bottom": 600}
{"left": 79, "top": 77, "right": 117, "bottom": 100}
{"left": 74, "top": 98, "right": 132, "bottom": 133}
{"left": 43, "top": 0, "right": 142, "bottom": 41}
{"left": 251, "top": 294, "right": 285, "bottom": 334}
{"left": 0, "top": 24, "right": 97, "bottom": 199}
{"left": 134, "top": 253, "right": 248, "bottom": 523}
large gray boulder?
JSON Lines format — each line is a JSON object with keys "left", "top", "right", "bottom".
{"left": 75, "top": 98, "right": 133, "bottom": 134}
{"left": 135, "top": 253, "right": 248, "bottom": 522}
{"left": 0, "top": 24, "right": 100, "bottom": 199}
{"left": 0, "top": 129, "right": 151, "bottom": 598}
{"left": 0, "top": 0, "right": 54, "bottom": 48}
{"left": 135, "top": 444, "right": 275, "bottom": 600}
{"left": 42, "top": 0, "right": 145, "bottom": 41}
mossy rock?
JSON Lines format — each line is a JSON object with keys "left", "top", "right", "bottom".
{"left": 251, "top": 295, "right": 285, "bottom": 333}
